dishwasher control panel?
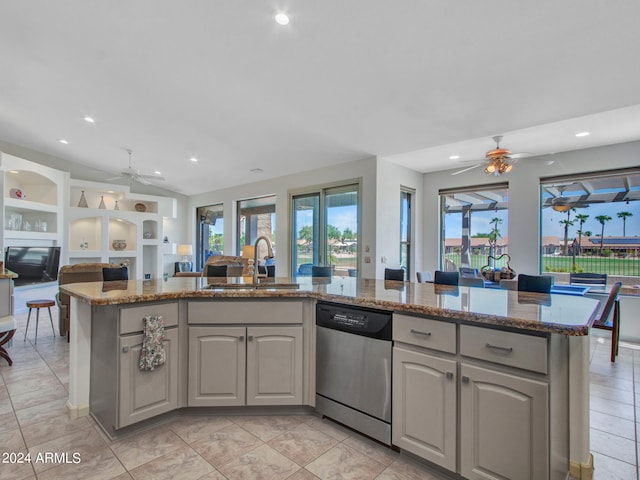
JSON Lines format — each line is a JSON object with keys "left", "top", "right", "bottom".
{"left": 316, "top": 302, "right": 392, "bottom": 340}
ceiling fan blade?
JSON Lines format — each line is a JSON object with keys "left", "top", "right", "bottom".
{"left": 134, "top": 177, "right": 152, "bottom": 185}
{"left": 451, "top": 163, "right": 483, "bottom": 175}
{"left": 105, "top": 175, "right": 124, "bottom": 181}
{"left": 138, "top": 174, "right": 165, "bottom": 181}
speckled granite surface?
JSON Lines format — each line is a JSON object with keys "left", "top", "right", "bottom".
{"left": 0, "top": 269, "right": 18, "bottom": 279}
{"left": 59, "top": 276, "right": 602, "bottom": 336}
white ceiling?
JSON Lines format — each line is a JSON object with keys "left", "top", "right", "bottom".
{"left": 1, "top": 1, "right": 640, "bottom": 195}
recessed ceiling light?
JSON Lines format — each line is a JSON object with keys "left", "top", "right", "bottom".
{"left": 575, "top": 132, "right": 590, "bottom": 137}
{"left": 449, "top": 155, "right": 460, "bottom": 160}
{"left": 154, "top": 170, "right": 162, "bottom": 175}
{"left": 190, "top": 157, "right": 198, "bottom": 163}
{"left": 58, "top": 139, "right": 69, "bottom": 144}
{"left": 84, "top": 116, "right": 95, "bottom": 123}
{"left": 251, "top": 168, "right": 264, "bottom": 174}
{"left": 275, "top": 13, "right": 290, "bottom": 25}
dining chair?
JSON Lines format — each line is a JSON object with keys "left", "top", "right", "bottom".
{"left": 203, "top": 264, "right": 228, "bottom": 277}
{"left": 569, "top": 273, "right": 607, "bottom": 286}
{"left": 102, "top": 266, "right": 129, "bottom": 281}
{"left": 434, "top": 270, "right": 459, "bottom": 286}
{"left": 459, "top": 276, "right": 485, "bottom": 288}
{"left": 384, "top": 268, "right": 405, "bottom": 281}
{"left": 592, "top": 282, "right": 622, "bottom": 362}
{"left": 517, "top": 274, "right": 553, "bottom": 294}
{"left": 311, "top": 266, "right": 332, "bottom": 277}
{"left": 416, "top": 271, "right": 432, "bottom": 283}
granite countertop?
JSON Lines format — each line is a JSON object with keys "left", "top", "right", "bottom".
{"left": 59, "top": 276, "right": 602, "bottom": 336}
{"left": 0, "top": 269, "right": 18, "bottom": 279}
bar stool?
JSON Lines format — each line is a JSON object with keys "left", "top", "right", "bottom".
{"left": 24, "top": 299, "right": 56, "bottom": 344}
{"left": 0, "top": 316, "right": 17, "bottom": 365}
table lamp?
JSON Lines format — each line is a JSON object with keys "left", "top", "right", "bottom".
{"left": 242, "top": 245, "right": 255, "bottom": 275}
{"left": 177, "top": 244, "right": 193, "bottom": 272}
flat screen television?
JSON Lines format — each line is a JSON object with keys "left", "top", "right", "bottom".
{"left": 4, "top": 246, "right": 61, "bottom": 287}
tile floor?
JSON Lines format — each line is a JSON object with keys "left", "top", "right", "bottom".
{"left": 1, "top": 309, "right": 638, "bottom": 480}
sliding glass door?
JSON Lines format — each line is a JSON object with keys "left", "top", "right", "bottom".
{"left": 291, "top": 184, "right": 359, "bottom": 277}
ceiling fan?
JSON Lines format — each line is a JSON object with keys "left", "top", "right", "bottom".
{"left": 451, "top": 135, "right": 532, "bottom": 176}
{"left": 106, "top": 149, "right": 165, "bottom": 185}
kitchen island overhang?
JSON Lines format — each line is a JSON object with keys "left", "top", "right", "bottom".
{"left": 61, "top": 276, "right": 601, "bottom": 480}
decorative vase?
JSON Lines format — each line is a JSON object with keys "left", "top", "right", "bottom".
{"left": 112, "top": 240, "right": 127, "bottom": 251}
{"left": 99, "top": 196, "right": 106, "bottom": 209}
{"left": 114, "top": 200, "right": 119, "bottom": 211}
{"left": 78, "top": 190, "right": 88, "bottom": 208}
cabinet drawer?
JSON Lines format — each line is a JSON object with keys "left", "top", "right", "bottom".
{"left": 393, "top": 314, "right": 456, "bottom": 354}
{"left": 460, "top": 325, "right": 547, "bottom": 374}
{"left": 188, "top": 300, "right": 303, "bottom": 324}
{"left": 120, "top": 302, "right": 179, "bottom": 335}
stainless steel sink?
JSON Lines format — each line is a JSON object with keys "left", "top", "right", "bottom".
{"left": 204, "top": 282, "right": 299, "bottom": 290}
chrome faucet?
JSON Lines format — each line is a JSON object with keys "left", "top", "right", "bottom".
{"left": 253, "top": 236, "right": 275, "bottom": 283}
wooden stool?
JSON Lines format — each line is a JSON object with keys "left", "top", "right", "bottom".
{"left": 0, "top": 316, "right": 17, "bottom": 365}
{"left": 24, "top": 299, "right": 56, "bottom": 344}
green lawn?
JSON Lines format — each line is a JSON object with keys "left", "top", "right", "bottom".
{"left": 445, "top": 253, "right": 639, "bottom": 276}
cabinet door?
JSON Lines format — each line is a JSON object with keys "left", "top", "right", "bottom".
{"left": 188, "top": 326, "right": 246, "bottom": 406}
{"left": 392, "top": 347, "right": 457, "bottom": 471}
{"left": 246, "top": 326, "right": 303, "bottom": 405}
{"left": 118, "top": 327, "right": 178, "bottom": 428}
{"left": 460, "top": 363, "right": 549, "bottom": 480}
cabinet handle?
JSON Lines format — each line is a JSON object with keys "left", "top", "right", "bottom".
{"left": 462, "top": 376, "right": 469, "bottom": 384}
{"left": 485, "top": 343, "right": 513, "bottom": 353}
{"left": 239, "top": 335, "right": 244, "bottom": 342}
{"left": 446, "top": 371, "right": 454, "bottom": 380}
{"left": 410, "top": 329, "right": 432, "bottom": 337}
{"left": 248, "top": 335, "right": 254, "bottom": 341}
{"left": 122, "top": 346, "right": 129, "bottom": 353}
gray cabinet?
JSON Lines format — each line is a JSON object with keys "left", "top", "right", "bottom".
{"left": 460, "top": 363, "right": 549, "bottom": 480}
{"left": 246, "top": 326, "right": 303, "bottom": 405}
{"left": 118, "top": 327, "right": 179, "bottom": 428}
{"left": 393, "top": 313, "right": 551, "bottom": 480}
{"left": 392, "top": 346, "right": 456, "bottom": 471}
{"left": 188, "top": 326, "right": 246, "bottom": 406}
{"left": 188, "top": 325, "right": 303, "bottom": 407}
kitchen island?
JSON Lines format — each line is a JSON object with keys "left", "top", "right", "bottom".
{"left": 60, "top": 276, "right": 601, "bottom": 480}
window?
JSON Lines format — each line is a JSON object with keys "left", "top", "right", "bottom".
{"left": 291, "top": 183, "right": 359, "bottom": 277}
{"left": 400, "top": 190, "right": 412, "bottom": 279}
{"left": 540, "top": 169, "right": 640, "bottom": 280}
{"left": 440, "top": 184, "right": 509, "bottom": 272}
{"left": 237, "top": 195, "right": 276, "bottom": 262}
{"left": 196, "top": 204, "right": 224, "bottom": 271}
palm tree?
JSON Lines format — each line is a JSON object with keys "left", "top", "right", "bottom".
{"left": 595, "top": 215, "right": 612, "bottom": 255}
{"left": 559, "top": 209, "right": 575, "bottom": 256}
{"left": 574, "top": 213, "right": 589, "bottom": 255}
{"left": 617, "top": 211, "right": 633, "bottom": 237}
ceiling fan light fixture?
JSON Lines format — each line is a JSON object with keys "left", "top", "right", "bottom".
{"left": 499, "top": 161, "right": 512, "bottom": 174}
{"left": 484, "top": 162, "right": 496, "bottom": 174}
{"left": 552, "top": 204, "right": 572, "bottom": 212}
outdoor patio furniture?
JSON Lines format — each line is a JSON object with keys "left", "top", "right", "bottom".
{"left": 570, "top": 273, "right": 607, "bottom": 286}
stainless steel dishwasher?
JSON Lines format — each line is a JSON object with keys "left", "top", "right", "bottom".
{"left": 315, "top": 302, "right": 392, "bottom": 445}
